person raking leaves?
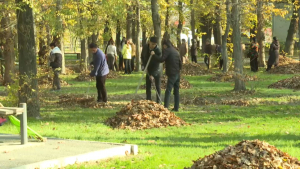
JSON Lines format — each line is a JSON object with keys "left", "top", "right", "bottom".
{"left": 141, "top": 37, "right": 162, "bottom": 103}
{"left": 89, "top": 43, "right": 109, "bottom": 103}
{"left": 153, "top": 39, "right": 182, "bottom": 112}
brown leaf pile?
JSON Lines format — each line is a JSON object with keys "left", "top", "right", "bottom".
{"left": 269, "top": 56, "right": 300, "bottom": 74}
{"left": 182, "top": 62, "right": 213, "bottom": 76}
{"left": 185, "top": 140, "right": 300, "bottom": 169}
{"left": 140, "top": 75, "right": 191, "bottom": 89}
{"left": 208, "top": 72, "right": 258, "bottom": 82}
{"left": 106, "top": 100, "right": 187, "bottom": 130}
{"left": 58, "top": 94, "right": 113, "bottom": 109}
{"left": 268, "top": 76, "right": 300, "bottom": 89}
{"left": 74, "top": 71, "right": 121, "bottom": 81}
{"left": 221, "top": 99, "right": 250, "bottom": 106}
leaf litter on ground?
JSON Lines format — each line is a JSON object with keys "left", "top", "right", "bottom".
{"left": 268, "top": 56, "right": 300, "bottom": 74}
{"left": 140, "top": 75, "right": 192, "bottom": 89}
{"left": 185, "top": 140, "right": 300, "bottom": 169}
{"left": 106, "top": 100, "right": 188, "bottom": 130}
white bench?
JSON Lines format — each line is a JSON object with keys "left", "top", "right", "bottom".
{"left": 0, "top": 103, "right": 28, "bottom": 145}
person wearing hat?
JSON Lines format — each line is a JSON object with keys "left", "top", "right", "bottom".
{"left": 153, "top": 39, "right": 182, "bottom": 112}
{"left": 248, "top": 37, "right": 259, "bottom": 72}
{"left": 266, "top": 37, "right": 280, "bottom": 71}
{"left": 141, "top": 37, "right": 162, "bottom": 103}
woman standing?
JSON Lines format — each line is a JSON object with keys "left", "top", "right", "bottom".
{"left": 248, "top": 38, "right": 259, "bottom": 72}
{"left": 106, "top": 41, "right": 117, "bottom": 71}
{"left": 122, "top": 40, "right": 132, "bottom": 74}
{"left": 266, "top": 37, "right": 280, "bottom": 71}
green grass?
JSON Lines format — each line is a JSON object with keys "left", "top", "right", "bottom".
{"left": 1, "top": 66, "right": 300, "bottom": 169}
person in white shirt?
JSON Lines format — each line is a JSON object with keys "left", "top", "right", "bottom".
{"left": 106, "top": 41, "right": 117, "bottom": 71}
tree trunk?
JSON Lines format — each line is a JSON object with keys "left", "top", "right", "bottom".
{"left": 16, "top": 0, "right": 40, "bottom": 117}
{"left": 136, "top": 0, "right": 141, "bottom": 72}
{"left": 285, "top": 2, "right": 299, "bottom": 56}
{"left": 200, "top": 17, "right": 212, "bottom": 51}
{"left": 214, "top": 4, "right": 222, "bottom": 45}
{"left": 1, "top": 9, "right": 15, "bottom": 85}
{"left": 126, "top": 5, "right": 132, "bottom": 40}
{"left": 46, "top": 23, "right": 51, "bottom": 45}
{"left": 132, "top": 6, "right": 137, "bottom": 44}
{"left": 88, "top": 36, "right": 92, "bottom": 63}
{"left": 190, "top": 0, "right": 195, "bottom": 39}
{"left": 232, "top": 0, "right": 246, "bottom": 91}
{"left": 250, "top": 20, "right": 257, "bottom": 42}
{"left": 151, "top": 0, "right": 162, "bottom": 48}
{"left": 116, "top": 20, "right": 121, "bottom": 55}
{"left": 142, "top": 27, "right": 147, "bottom": 47}
{"left": 222, "top": 0, "right": 231, "bottom": 73}
{"left": 80, "top": 39, "right": 88, "bottom": 72}
{"left": 38, "top": 21, "right": 47, "bottom": 66}
{"left": 257, "top": 0, "right": 266, "bottom": 67}
{"left": 151, "top": 0, "right": 162, "bottom": 74}
{"left": 165, "top": 0, "right": 170, "bottom": 32}
{"left": 54, "top": 0, "right": 65, "bottom": 74}
{"left": 177, "top": 1, "right": 183, "bottom": 48}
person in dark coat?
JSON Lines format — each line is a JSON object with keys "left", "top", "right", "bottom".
{"left": 215, "top": 44, "right": 223, "bottom": 69}
{"left": 179, "top": 39, "right": 188, "bottom": 63}
{"left": 190, "top": 39, "right": 197, "bottom": 63}
{"left": 204, "top": 39, "right": 212, "bottom": 69}
{"left": 266, "top": 37, "right": 280, "bottom": 71}
{"left": 89, "top": 43, "right": 110, "bottom": 103}
{"left": 248, "top": 38, "right": 259, "bottom": 72}
{"left": 49, "top": 43, "right": 62, "bottom": 91}
{"left": 141, "top": 37, "right": 162, "bottom": 103}
{"left": 153, "top": 39, "right": 182, "bottom": 111}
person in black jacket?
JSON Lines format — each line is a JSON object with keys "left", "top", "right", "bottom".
{"left": 141, "top": 37, "right": 162, "bottom": 103}
{"left": 49, "top": 43, "right": 62, "bottom": 91}
{"left": 153, "top": 39, "right": 182, "bottom": 111}
{"left": 266, "top": 37, "right": 280, "bottom": 71}
{"left": 190, "top": 39, "right": 197, "bottom": 63}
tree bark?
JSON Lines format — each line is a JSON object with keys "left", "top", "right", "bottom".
{"left": 232, "top": 0, "right": 246, "bottom": 91}
{"left": 190, "top": 0, "right": 196, "bottom": 39}
{"left": 38, "top": 21, "right": 48, "bottom": 66}
{"left": 165, "top": 0, "right": 170, "bottom": 32}
{"left": 285, "top": 1, "right": 299, "bottom": 56}
{"left": 136, "top": 0, "right": 141, "bottom": 72}
{"left": 116, "top": 20, "right": 121, "bottom": 55}
{"left": 200, "top": 16, "right": 212, "bottom": 51}
{"left": 151, "top": 0, "right": 162, "bottom": 48}
{"left": 257, "top": 0, "right": 266, "bottom": 67}
{"left": 80, "top": 39, "right": 88, "bottom": 72}
{"left": 250, "top": 20, "right": 257, "bottom": 42}
{"left": 222, "top": 0, "right": 231, "bottom": 73}
{"left": 16, "top": 0, "right": 40, "bottom": 117}
{"left": 126, "top": 5, "right": 132, "bottom": 40}
{"left": 1, "top": 8, "right": 15, "bottom": 85}
{"left": 214, "top": 4, "right": 222, "bottom": 45}
{"left": 132, "top": 5, "right": 137, "bottom": 44}
{"left": 46, "top": 23, "right": 52, "bottom": 46}
{"left": 177, "top": 1, "right": 183, "bottom": 48}
{"left": 142, "top": 27, "right": 147, "bottom": 47}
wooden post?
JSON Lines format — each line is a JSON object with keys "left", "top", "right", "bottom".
{"left": 20, "top": 103, "right": 28, "bottom": 145}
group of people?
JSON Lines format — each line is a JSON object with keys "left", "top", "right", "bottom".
{"left": 248, "top": 36, "right": 280, "bottom": 72}
{"left": 89, "top": 36, "right": 182, "bottom": 111}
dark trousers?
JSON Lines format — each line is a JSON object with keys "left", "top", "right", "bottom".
{"left": 131, "top": 56, "right": 135, "bottom": 72}
{"left": 219, "top": 57, "right": 223, "bottom": 70}
{"left": 164, "top": 74, "right": 180, "bottom": 111}
{"left": 204, "top": 55, "right": 210, "bottom": 69}
{"left": 53, "top": 69, "right": 61, "bottom": 90}
{"left": 107, "top": 54, "right": 115, "bottom": 71}
{"left": 250, "top": 57, "right": 258, "bottom": 72}
{"left": 124, "top": 59, "right": 131, "bottom": 74}
{"left": 119, "top": 54, "right": 123, "bottom": 71}
{"left": 146, "top": 73, "right": 161, "bottom": 103}
{"left": 96, "top": 75, "right": 107, "bottom": 102}
{"left": 191, "top": 55, "right": 197, "bottom": 63}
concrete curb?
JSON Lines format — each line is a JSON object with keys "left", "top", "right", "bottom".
{"left": 11, "top": 144, "right": 138, "bottom": 169}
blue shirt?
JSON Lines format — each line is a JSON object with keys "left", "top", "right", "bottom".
{"left": 90, "top": 48, "right": 109, "bottom": 77}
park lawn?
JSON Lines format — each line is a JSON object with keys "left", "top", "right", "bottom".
{"left": 1, "top": 67, "right": 300, "bottom": 169}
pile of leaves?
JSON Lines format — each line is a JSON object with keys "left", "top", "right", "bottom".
{"left": 106, "top": 100, "right": 188, "bottom": 130}
{"left": 38, "top": 75, "right": 69, "bottom": 88}
{"left": 74, "top": 71, "right": 121, "bottom": 81}
{"left": 140, "top": 75, "right": 191, "bottom": 89}
{"left": 182, "top": 62, "right": 213, "bottom": 76}
{"left": 208, "top": 72, "right": 258, "bottom": 82}
{"left": 268, "top": 56, "right": 300, "bottom": 74}
{"left": 183, "top": 97, "right": 250, "bottom": 106}
{"left": 58, "top": 94, "right": 113, "bottom": 109}
{"left": 185, "top": 140, "right": 300, "bottom": 169}
{"left": 268, "top": 76, "right": 300, "bottom": 89}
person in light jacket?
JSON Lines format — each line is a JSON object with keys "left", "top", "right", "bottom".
{"left": 121, "top": 40, "right": 132, "bottom": 74}
{"left": 49, "top": 43, "right": 62, "bottom": 91}
{"left": 106, "top": 41, "right": 117, "bottom": 71}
